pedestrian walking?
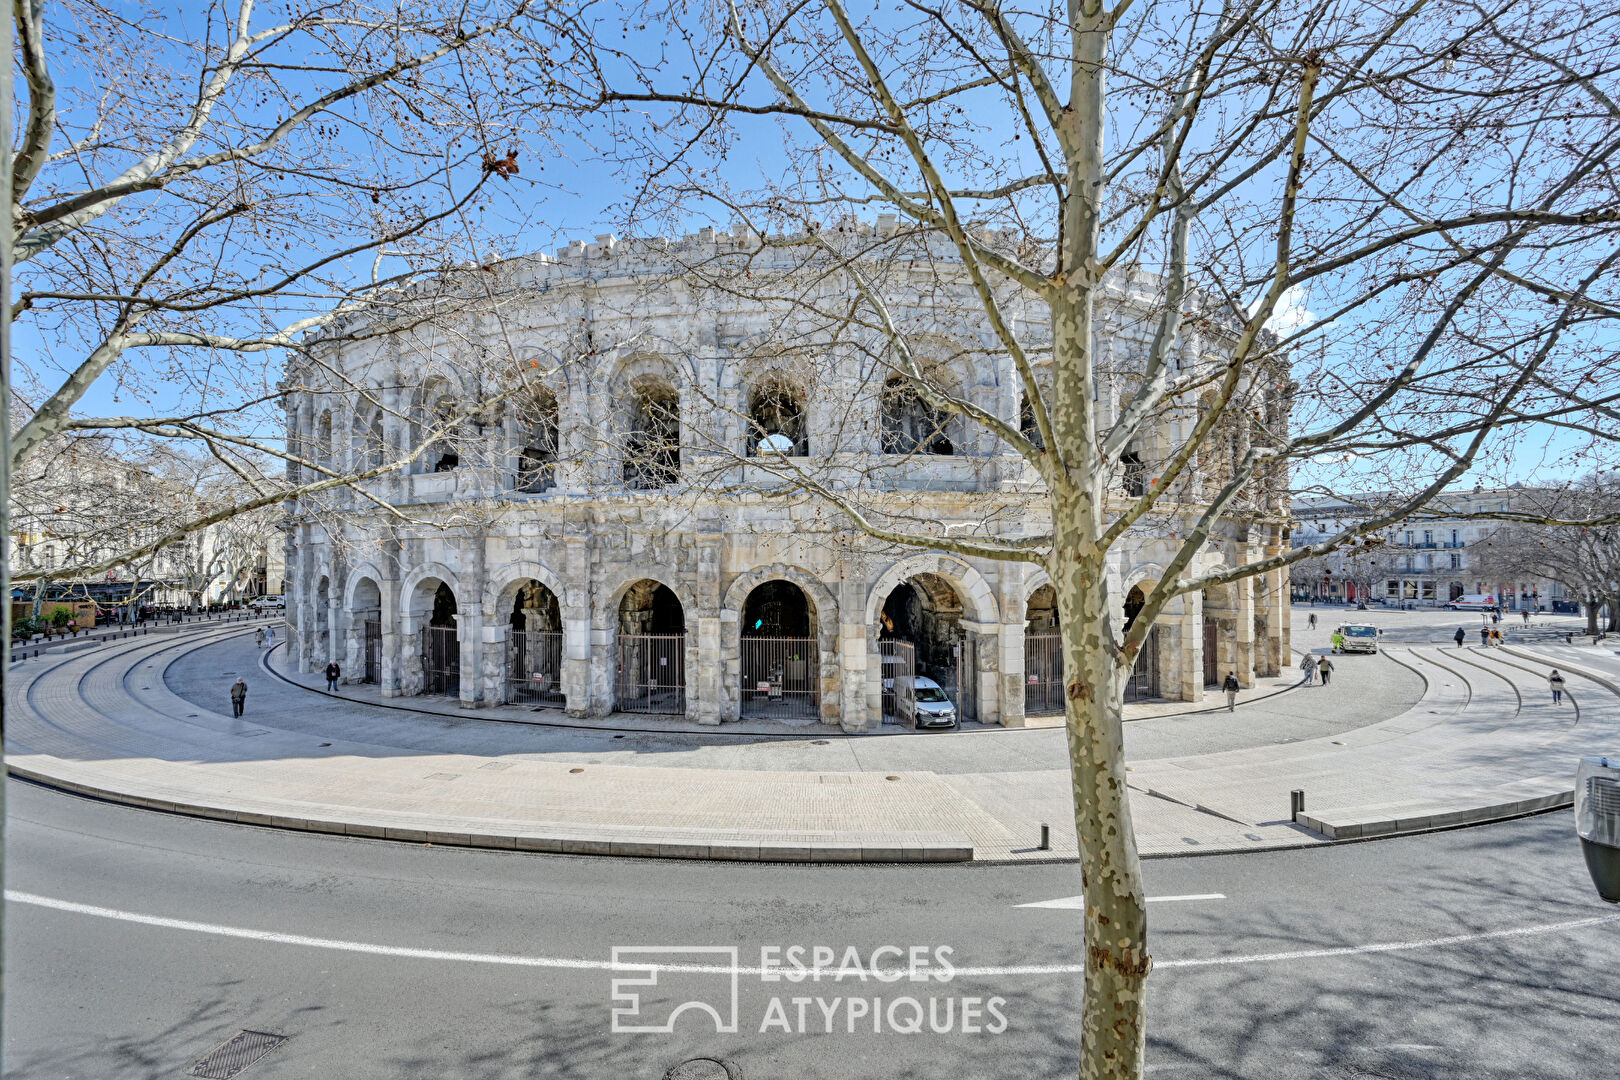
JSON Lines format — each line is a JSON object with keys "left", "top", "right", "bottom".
{"left": 325, "top": 661, "right": 341, "bottom": 692}
{"left": 1300, "top": 652, "right": 1320, "bottom": 685}
{"left": 1308, "top": 612, "right": 1317, "bottom": 630}
{"left": 1522, "top": 609, "right": 1531, "bottom": 625}
{"left": 229, "top": 677, "right": 247, "bottom": 718}
{"left": 1223, "top": 671, "right": 1240, "bottom": 711}
{"left": 265, "top": 624, "right": 275, "bottom": 646}
{"left": 1479, "top": 625, "right": 1490, "bottom": 646}
{"left": 1330, "top": 629, "right": 1345, "bottom": 653}
{"left": 1549, "top": 669, "right": 1566, "bottom": 704}
{"left": 1490, "top": 628, "right": 1503, "bottom": 647}
{"left": 1454, "top": 626, "right": 1467, "bottom": 648}
{"left": 254, "top": 627, "right": 265, "bottom": 649}
{"left": 1318, "top": 656, "right": 1335, "bottom": 686}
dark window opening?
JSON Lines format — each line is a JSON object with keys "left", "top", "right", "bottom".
{"left": 881, "top": 377, "right": 953, "bottom": 455}
{"left": 747, "top": 385, "right": 808, "bottom": 456}
{"left": 624, "top": 384, "right": 680, "bottom": 489}
{"left": 1123, "top": 584, "right": 1146, "bottom": 631}
{"left": 517, "top": 392, "right": 559, "bottom": 493}
{"left": 619, "top": 579, "right": 686, "bottom": 635}
{"left": 1019, "top": 393, "right": 1045, "bottom": 450}
{"left": 430, "top": 582, "right": 458, "bottom": 628}
{"left": 1121, "top": 450, "right": 1145, "bottom": 498}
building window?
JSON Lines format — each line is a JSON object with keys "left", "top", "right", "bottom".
{"left": 1386, "top": 580, "right": 1400, "bottom": 597}
{"left": 880, "top": 377, "right": 953, "bottom": 455}
{"left": 1449, "top": 553, "right": 1460, "bottom": 569}
{"left": 1450, "top": 529, "right": 1459, "bottom": 546}
{"left": 1120, "top": 450, "right": 1146, "bottom": 498}
{"left": 623, "top": 380, "right": 680, "bottom": 489}
{"left": 1423, "top": 530, "right": 1432, "bottom": 545}
{"left": 515, "top": 390, "right": 559, "bottom": 493}
{"left": 746, "top": 382, "right": 808, "bottom": 457}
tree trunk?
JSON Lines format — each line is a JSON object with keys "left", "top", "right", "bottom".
{"left": 1054, "top": 541, "right": 1150, "bottom": 1079}
{"left": 1588, "top": 594, "right": 1600, "bottom": 634}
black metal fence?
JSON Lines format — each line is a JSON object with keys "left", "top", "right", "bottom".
{"left": 508, "top": 629, "right": 566, "bottom": 708}
{"left": 879, "top": 639, "right": 915, "bottom": 725}
{"left": 616, "top": 632, "right": 686, "bottom": 714}
{"left": 420, "top": 625, "right": 460, "bottom": 697}
{"left": 739, "top": 636, "right": 819, "bottom": 721}
{"left": 1124, "top": 626, "right": 1161, "bottom": 701}
{"left": 1024, "top": 632, "right": 1064, "bottom": 716}
{"left": 363, "top": 619, "right": 381, "bottom": 684}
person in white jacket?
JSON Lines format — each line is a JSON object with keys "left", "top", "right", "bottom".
{"left": 1549, "top": 670, "right": 1567, "bottom": 705}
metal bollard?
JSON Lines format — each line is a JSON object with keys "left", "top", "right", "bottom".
{"left": 1290, "top": 789, "right": 1305, "bottom": 820}
{"left": 1039, "top": 823, "right": 1051, "bottom": 851}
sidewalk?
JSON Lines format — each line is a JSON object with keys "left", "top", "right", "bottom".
{"left": 6, "top": 624, "right": 1604, "bottom": 863}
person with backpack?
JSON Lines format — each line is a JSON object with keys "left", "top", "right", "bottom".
{"left": 1549, "top": 670, "right": 1566, "bottom": 704}
{"left": 1222, "top": 671, "right": 1240, "bottom": 711}
{"left": 1307, "top": 612, "right": 1317, "bottom": 630}
{"left": 325, "top": 660, "right": 342, "bottom": 692}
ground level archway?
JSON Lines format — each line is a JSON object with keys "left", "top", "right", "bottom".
{"left": 739, "top": 580, "right": 819, "bottom": 722}
{"left": 878, "top": 572, "right": 964, "bottom": 724}
{"left": 418, "top": 580, "right": 460, "bottom": 697}
{"left": 616, "top": 579, "right": 686, "bottom": 714}
{"left": 506, "top": 579, "right": 565, "bottom": 709}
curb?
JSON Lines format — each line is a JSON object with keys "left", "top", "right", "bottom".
{"left": 5, "top": 766, "right": 973, "bottom": 864}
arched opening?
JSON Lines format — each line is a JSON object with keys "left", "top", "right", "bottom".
{"left": 315, "top": 575, "right": 331, "bottom": 664}
{"left": 354, "top": 406, "right": 386, "bottom": 470}
{"left": 623, "top": 379, "right": 680, "bottom": 489}
{"left": 1201, "top": 583, "right": 1236, "bottom": 688}
{"left": 315, "top": 412, "right": 333, "bottom": 471}
{"left": 1019, "top": 392, "right": 1045, "bottom": 451}
{"left": 739, "top": 580, "right": 819, "bottom": 722}
{"left": 747, "top": 382, "right": 808, "bottom": 456}
{"left": 515, "top": 389, "right": 559, "bottom": 493}
{"left": 878, "top": 573, "right": 962, "bottom": 726}
{"left": 1123, "top": 582, "right": 1162, "bottom": 702}
{"left": 615, "top": 579, "right": 686, "bottom": 713}
{"left": 429, "top": 394, "right": 460, "bottom": 471}
{"left": 506, "top": 580, "right": 564, "bottom": 708}
{"left": 420, "top": 581, "right": 460, "bottom": 697}
{"left": 352, "top": 577, "right": 382, "bottom": 684}
{"left": 1120, "top": 449, "right": 1146, "bottom": 498}
{"left": 880, "top": 376, "right": 954, "bottom": 455}
{"left": 1024, "top": 584, "right": 1062, "bottom": 716}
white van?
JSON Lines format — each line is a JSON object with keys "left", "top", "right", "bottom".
{"left": 1445, "top": 594, "right": 1498, "bottom": 611}
{"left": 249, "top": 595, "right": 286, "bottom": 610}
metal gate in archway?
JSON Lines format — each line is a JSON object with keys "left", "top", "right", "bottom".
{"left": 1203, "top": 620, "right": 1219, "bottom": 686}
{"left": 957, "top": 630, "right": 981, "bottom": 723}
{"left": 363, "top": 619, "right": 381, "bottom": 684}
{"left": 616, "top": 633, "right": 686, "bottom": 714}
{"left": 880, "top": 640, "right": 915, "bottom": 725}
{"left": 740, "top": 637, "right": 819, "bottom": 722}
{"left": 1024, "top": 632, "right": 1064, "bottom": 716}
{"left": 1125, "top": 627, "right": 1161, "bottom": 701}
{"left": 420, "top": 625, "right": 460, "bottom": 697}
{"left": 508, "top": 630, "right": 566, "bottom": 709}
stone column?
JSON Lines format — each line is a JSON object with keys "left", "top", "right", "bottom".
{"left": 961, "top": 619, "right": 1006, "bottom": 726}
{"left": 1235, "top": 565, "right": 1256, "bottom": 688}
{"left": 379, "top": 547, "right": 403, "bottom": 697}
{"left": 563, "top": 530, "right": 591, "bottom": 718}
{"left": 459, "top": 538, "right": 488, "bottom": 708}
{"left": 693, "top": 528, "right": 723, "bottom": 725}
{"left": 839, "top": 561, "right": 870, "bottom": 731}
{"left": 1182, "top": 589, "right": 1206, "bottom": 702}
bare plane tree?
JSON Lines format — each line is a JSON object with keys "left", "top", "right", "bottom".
{"left": 554, "top": 1, "right": 1620, "bottom": 1075}
{"left": 3, "top": 0, "right": 569, "bottom": 612}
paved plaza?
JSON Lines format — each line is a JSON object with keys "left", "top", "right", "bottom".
{"left": 5, "top": 606, "right": 1613, "bottom": 861}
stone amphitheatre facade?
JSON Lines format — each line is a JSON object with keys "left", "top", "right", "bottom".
{"left": 283, "top": 226, "right": 1291, "bottom": 730}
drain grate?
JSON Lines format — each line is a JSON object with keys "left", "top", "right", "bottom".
{"left": 189, "top": 1030, "right": 287, "bottom": 1078}
{"left": 664, "top": 1058, "right": 741, "bottom": 1080}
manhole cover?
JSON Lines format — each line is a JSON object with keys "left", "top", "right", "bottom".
{"left": 811, "top": 740, "right": 830, "bottom": 745}
{"left": 189, "top": 1030, "right": 287, "bottom": 1078}
{"left": 664, "top": 1058, "right": 740, "bottom": 1080}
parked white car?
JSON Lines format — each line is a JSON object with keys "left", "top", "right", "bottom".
{"left": 248, "top": 595, "right": 285, "bottom": 610}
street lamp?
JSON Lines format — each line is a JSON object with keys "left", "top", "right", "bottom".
{"left": 1576, "top": 755, "right": 1620, "bottom": 903}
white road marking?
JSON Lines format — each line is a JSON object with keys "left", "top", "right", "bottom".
{"left": 1017, "top": 892, "right": 1225, "bottom": 909}
{"left": 7, "top": 889, "right": 1615, "bottom": 976}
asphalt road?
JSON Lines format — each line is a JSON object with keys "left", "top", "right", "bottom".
{"left": 5, "top": 779, "right": 1617, "bottom": 1080}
